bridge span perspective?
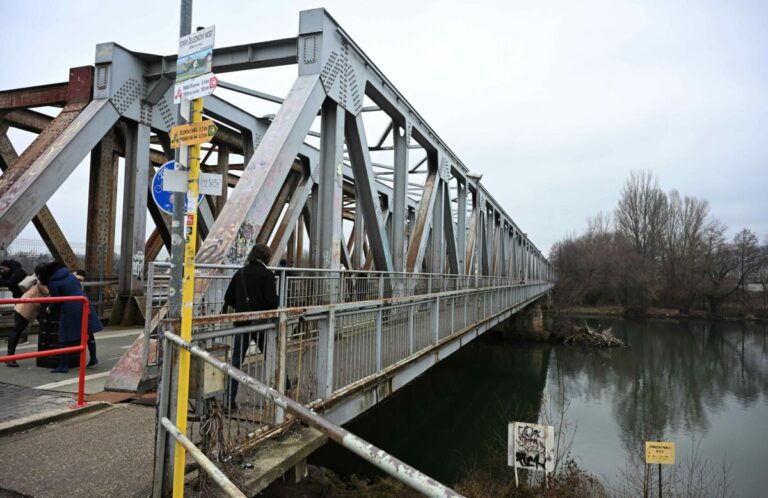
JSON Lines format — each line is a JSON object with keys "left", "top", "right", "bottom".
{"left": 0, "top": 7, "right": 553, "bottom": 497}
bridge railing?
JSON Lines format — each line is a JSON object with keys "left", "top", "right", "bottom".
{"left": 154, "top": 264, "right": 552, "bottom": 472}
{"left": 155, "top": 328, "right": 464, "bottom": 498}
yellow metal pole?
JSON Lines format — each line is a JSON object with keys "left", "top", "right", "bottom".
{"left": 172, "top": 96, "right": 204, "bottom": 497}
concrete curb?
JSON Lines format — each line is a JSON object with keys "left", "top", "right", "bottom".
{"left": 0, "top": 401, "right": 113, "bottom": 437}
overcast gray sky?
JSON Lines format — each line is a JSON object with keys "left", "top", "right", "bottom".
{"left": 2, "top": 0, "right": 766, "bottom": 255}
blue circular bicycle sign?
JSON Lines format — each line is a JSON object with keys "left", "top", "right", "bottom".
{"left": 151, "top": 161, "right": 203, "bottom": 215}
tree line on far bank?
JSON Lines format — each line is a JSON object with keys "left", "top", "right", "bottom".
{"left": 550, "top": 170, "right": 768, "bottom": 317}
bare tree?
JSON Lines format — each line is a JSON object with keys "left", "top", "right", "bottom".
{"left": 661, "top": 191, "right": 711, "bottom": 312}
{"left": 703, "top": 226, "right": 761, "bottom": 314}
{"left": 615, "top": 170, "right": 668, "bottom": 261}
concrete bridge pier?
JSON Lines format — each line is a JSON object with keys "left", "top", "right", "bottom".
{"left": 494, "top": 301, "right": 549, "bottom": 340}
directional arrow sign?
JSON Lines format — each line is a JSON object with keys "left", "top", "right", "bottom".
{"left": 170, "top": 120, "right": 218, "bottom": 148}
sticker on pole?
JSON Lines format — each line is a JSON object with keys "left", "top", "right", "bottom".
{"left": 151, "top": 161, "right": 203, "bottom": 215}
{"left": 645, "top": 441, "right": 675, "bottom": 465}
{"left": 174, "top": 26, "right": 217, "bottom": 103}
{"left": 170, "top": 120, "right": 218, "bottom": 148}
{"left": 508, "top": 422, "right": 555, "bottom": 472}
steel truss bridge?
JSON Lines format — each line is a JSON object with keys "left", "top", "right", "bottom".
{"left": 0, "top": 8, "right": 553, "bottom": 496}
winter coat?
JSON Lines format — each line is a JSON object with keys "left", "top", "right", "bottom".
{"left": 0, "top": 260, "right": 27, "bottom": 298}
{"left": 14, "top": 283, "right": 49, "bottom": 321}
{"left": 223, "top": 261, "right": 279, "bottom": 326}
{"left": 45, "top": 266, "right": 102, "bottom": 343}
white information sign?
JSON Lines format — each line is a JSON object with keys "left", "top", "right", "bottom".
{"left": 199, "top": 172, "right": 224, "bottom": 196}
{"left": 162, "top": 169, "right": 189, "bottom": 193}
{"left": 508, "top": 422, "right": 555, "bottom": 474}
{"left": 162, "top": 169, "right": 223, "bottom": 197}
{"left": 178, "top": 26, "right": 215, "bottom": 59}
{"left": 174, "top": 26, "right": 217, "bottom": 103}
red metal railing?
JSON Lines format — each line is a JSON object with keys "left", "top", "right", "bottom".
{"left": 0, "top": 296, "right": 90, "bottom": 407}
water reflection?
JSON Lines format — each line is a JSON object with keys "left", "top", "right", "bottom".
{"left": 311, "top": 319, "right": 768, "bottom": 496}
{"left": 545, "top": 318, "right": 768, "bottom": 495}
{"left": 547, "top": 320, "right": 768, "bottom": 451}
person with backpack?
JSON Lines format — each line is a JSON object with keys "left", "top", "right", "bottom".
{"left": 222, "top": 244, "right": 279, "bottom": 410}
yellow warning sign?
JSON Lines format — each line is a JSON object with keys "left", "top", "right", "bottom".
{"left": 645, "top": 441, "right": 675, "bottom": 465}
{"left": 170, "top": 120, "right": 218, "bottom": 148}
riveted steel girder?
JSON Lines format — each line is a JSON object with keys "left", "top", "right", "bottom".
{"left": 315, "top": 100, "right": 345, "bottom": 271}
{"left": 391, "top": 122, "right": 409, "bottom": 273}
{"left": 406, "top": 167, "right": 438, "bottom": 272}
{"left": 269, "top": 171, "right": 314, "bottom": 265}
{"left": 344, "top": 113, "right": 393, "bottom": 272}
{"left": 0, "top": 98, "right": 119, "bottom": 254}
{"left": 0, "top": 127, "right": 79, "bottom": 267}
{"left": 195, "top": 74, "right": 326, "bottom": 266}
{"left": 117, "top": 120, "right": 150, "bottom": 295}
{"left": 85, "top": 130, "right": 119, "bottom": 278}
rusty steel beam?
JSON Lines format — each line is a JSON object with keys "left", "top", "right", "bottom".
{"left": 1, "top": 108, "right": 55, "bottom": 134}
{"left": 0, "top": 66, "right": 93, "bottom": 199}
{"left": 0, "top": 69, "right": 122, "bottom": 254}
{"left": 269, "top": 172, "right": 314, "bottom": 265}
{"left": 144, "top": 228, "right": 165, "bottom": 271}
{"left": 442, "top": 183, "right": 459, "bottom": 274}
{"left": 0, "top": 82, "right": 69, "bottom": 110}
{"left": 215, "top": 145, "right": 229, "bottom": 217}
{"left": 85, "top": 130, "right": 119, "bottom": 279}
{"left": 0, "top": 127, "right": 80, "bottom": 268}
{"left": 405, "top": 167, "right": 438, "bottom": 272}
{"left": 256, "top": 170, "right": 302, "bottom": 245}
{"left": 2, "top": 109, "right": 168, "bottom": 166}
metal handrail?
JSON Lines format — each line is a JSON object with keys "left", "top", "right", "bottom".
{"left": 0, "top": 296, "right": 91, "bottom": 407}
{"left": 162, "top": 330, "right": 464, "bottom": 498}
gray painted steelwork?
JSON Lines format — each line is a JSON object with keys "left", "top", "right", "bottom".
{"left": 0, "top": 8, "right": 552, "bottom": 288}
{"left": 162, "top": 330, "right": 464, "bottom": 498}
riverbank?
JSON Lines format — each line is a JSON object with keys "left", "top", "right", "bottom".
{"left": 547, "top": 305, "right": 768, "bottom": 323}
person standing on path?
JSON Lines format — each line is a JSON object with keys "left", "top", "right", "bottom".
{"left": 36, "top": 262, "right": 102, "bottom": 373}
{"left": 6, "top": 265, "right": 49, "bottom": 368}
{"left": 222, "top": 243, "right": 279, "bottom": 409}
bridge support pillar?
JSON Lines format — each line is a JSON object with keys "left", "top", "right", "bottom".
{"left": 494, "top": 302, "right": 548, "bottom": 340}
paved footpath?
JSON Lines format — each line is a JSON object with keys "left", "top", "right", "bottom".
{"left": 0, "top": 327, "right": 156, "bottom": 497}
{"left": 0, "top": 382, "right": 74, "bottom": 425}
{"left": 0, "top": 403, "right": 155, "bottom": 497}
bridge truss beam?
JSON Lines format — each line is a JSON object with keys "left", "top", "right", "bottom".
{"left": 0, "top": 8, "right": 553, "bottom": 321}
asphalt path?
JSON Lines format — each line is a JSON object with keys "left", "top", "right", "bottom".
{"left": 0, "top": 327, "right": 142, "bottom": 394}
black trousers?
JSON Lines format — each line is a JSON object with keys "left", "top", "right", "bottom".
{"left": 228, "top": 329, "right": 266, "bottom": 408}
{"left": 8, "top": 312, "right": 29, "bottom": 357}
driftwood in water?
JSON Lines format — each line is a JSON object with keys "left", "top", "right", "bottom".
{"left": 560, "top": 321, "right": 626, "bottom": 348}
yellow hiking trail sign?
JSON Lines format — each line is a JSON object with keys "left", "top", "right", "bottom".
{"left": 645, "top": 441, "right": 675, "bottom": 465}
{"left": 170, "top": 120, "right": 218, "bottom": 148}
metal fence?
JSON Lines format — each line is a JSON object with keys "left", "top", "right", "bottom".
{"left": 155, "top": 329, "right": 465, "bottom": 498}
{"left": 150, "top": 261, "right": 552, "bottom": 479}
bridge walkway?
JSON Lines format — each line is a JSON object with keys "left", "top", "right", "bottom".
{"left": 150, "top": 264, "right": 552, "bottom": 495}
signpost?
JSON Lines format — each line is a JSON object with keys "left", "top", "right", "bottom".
{"left": 645, "top": 441, "right": 675, "bottom": 497}
{"left": 170, "top": 120, "right": 218, "bottom": 148}
{"left": 508, "top": 422, "right": 555, "bottom": 487}
{"left": 174, "top": 26, "right": 218, "bottom": 103}
{"left": 170, "top": 24, "right": 220, "bottom": 498}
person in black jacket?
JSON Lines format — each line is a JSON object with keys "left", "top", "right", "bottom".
{"left": 0, "top": 259, "right": 27, "bottom": 298}
{"left": 223, "top": 243, "right": 279, "bottom": 409}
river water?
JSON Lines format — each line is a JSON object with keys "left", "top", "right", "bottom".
{"left": 312, "top": 318, "right": 768, "bottom": 497}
